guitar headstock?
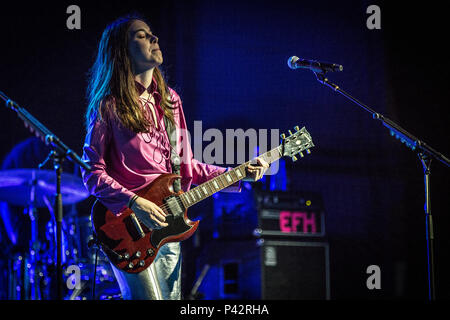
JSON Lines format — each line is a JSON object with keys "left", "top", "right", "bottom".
{"left": 280, "top": 126, "right": 315, "bottom": 161}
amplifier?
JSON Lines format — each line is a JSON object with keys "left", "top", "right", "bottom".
{"left": 260, "top": 240, "right": 330, "bottom": 299}
{"left": 254, "top": 190, "right": 326, "bottom": 238}
{"left": 193, "top": 239, "right": 330, "bottom": 300}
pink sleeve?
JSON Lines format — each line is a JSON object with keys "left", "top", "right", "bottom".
{"left": 81, "top": 113, "right": 135, "bottom": 215}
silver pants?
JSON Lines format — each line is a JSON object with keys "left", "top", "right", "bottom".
{"left": 110, "top": 242, "right": 182, "bottom": 300}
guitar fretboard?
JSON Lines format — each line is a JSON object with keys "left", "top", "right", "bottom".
{"left": 178, "top": 145, "right": 283, "bottom": 209}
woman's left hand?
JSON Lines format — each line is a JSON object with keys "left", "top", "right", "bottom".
{"left": 245, "top": 157, "right": 270, "bottom": 181}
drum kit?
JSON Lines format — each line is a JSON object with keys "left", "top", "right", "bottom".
{"left": 0, "top": 168, "right": 121, "bottom": 300}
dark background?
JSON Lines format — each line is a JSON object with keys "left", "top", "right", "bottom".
{"left": 0, "top": 0, "right": 449, "bottom": 300}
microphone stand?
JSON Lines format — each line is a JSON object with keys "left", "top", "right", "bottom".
{"left": 312, "top": 71, "right": 450, "bottom": 301}
{"left": 1, "top": 91, "right": 91, "bottom": 300}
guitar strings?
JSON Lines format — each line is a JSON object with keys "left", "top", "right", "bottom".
{"left": 150, "top": 178, "right": 237, "bottom": 214}
{"left": 150, "top": 154, "right": 276, "bottom": 214}
{"left": 154, "top": 158, "right": 268, "bottom": 213}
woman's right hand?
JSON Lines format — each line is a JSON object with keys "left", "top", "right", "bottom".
{"left": 130, "top": 196, "right": 168, "bottom": 230}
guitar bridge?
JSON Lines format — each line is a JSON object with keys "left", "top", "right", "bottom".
{"left": 124, "top": 213, "right": 146, "bottom": 240}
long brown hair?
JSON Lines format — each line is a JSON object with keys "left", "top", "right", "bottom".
{"left": 86, "top": 14, "right": 175, "bottom": 132}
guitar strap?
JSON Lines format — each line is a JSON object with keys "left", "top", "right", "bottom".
{"left": 163, "top": 112, "right": 181, "bottom": 193}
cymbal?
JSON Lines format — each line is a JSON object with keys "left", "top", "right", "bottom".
{"left": 0, "top": 169, "right": 89, "bottom": 208}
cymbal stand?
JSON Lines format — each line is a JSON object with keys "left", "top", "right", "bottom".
{"left": 27, "top": 170, "right": 41, "bottom": 300}
{"left": 1, "top": 90, "right": 91, "bottom": 300}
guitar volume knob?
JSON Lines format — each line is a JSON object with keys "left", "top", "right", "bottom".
{"left": 139, "top": 260, "right": 145, "bottom": 267}
{"left": 147, "top": 248, "right": 155, "bottom": 257}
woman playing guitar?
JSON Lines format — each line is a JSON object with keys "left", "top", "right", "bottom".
{"left": 81, "top": 14, "right": 269, "bottom": 300}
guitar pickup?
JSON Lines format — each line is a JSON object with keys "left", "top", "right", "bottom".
{"left": 164, "top": 195, "right": 184, "bottom": 217}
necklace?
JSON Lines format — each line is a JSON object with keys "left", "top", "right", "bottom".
{"left": 140, "top": 93, "right": 160, "bottom": 130}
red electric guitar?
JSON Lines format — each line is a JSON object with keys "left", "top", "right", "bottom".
{"left": 91, "top": 126, "right": 314, "bottom": 273}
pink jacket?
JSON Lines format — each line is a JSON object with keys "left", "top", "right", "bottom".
{"left": 81, "top": 82, "right": 240, "bottom": 215}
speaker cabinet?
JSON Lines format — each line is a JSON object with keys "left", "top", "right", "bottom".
{"left": 260, "top": 240, "right": 330, "bottom": 300}
{"left": 193, "top": 240, "right": 330, "bottom": 300}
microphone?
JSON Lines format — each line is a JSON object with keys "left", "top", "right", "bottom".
{"left": 287, "top": 56, "right": 343, "bottom": 73}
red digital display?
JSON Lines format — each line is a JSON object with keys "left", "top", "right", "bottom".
{"left": 279, "top": 211, "right": 318, "bottom": 234}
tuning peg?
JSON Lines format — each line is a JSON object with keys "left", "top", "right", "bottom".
{"left": 299, "top": 152, "right": 304, "bottom": 158}
{"left": 288, "top": 130, "right": 293, "bottom": 135}
{"left": 294, "top": 126, "right": 300, "bottom": 131}
{"left": 306, "top": 149, "right": 311, "bottom": 154}
{"left": 292, "top": 156, "right": 298, "bottom": 162}
{"left": 280, "top": 133, "right": 286, "bottom": 139}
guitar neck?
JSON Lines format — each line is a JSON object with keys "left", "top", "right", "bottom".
{"left": 179, "top": 145, "right": 283, "bottom": 209}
